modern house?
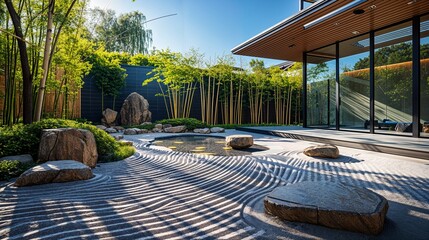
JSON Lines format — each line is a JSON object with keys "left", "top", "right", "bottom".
{"left": 232, "top": 0, "right": 429, "bottom": 138}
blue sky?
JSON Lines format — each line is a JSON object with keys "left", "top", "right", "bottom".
{"left": 89, "top": 0, "right": 303, "bottom": 67}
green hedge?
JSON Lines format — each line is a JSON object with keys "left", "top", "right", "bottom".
{"left": 0, "top": 160, "right": 35, "bottom": 181}
{"left": 0, "top": 118, "right": 134, "bottom": 162}
{"left": 155, "top": 118, "right": 207, "bottom": 130}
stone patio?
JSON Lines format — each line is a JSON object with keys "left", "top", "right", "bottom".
{"left": 0, "top": 130, "right": 428, "bottom": 239}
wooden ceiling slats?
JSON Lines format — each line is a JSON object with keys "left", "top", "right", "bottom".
{"left": 234, "top": 0, "right": 429, "bottom": 62}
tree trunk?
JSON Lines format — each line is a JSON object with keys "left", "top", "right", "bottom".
{"left": 34, "top": 0, "right": 55, "bottom": 121}
{"left": 4, "top": 0, "right": 33, "bottom": 124}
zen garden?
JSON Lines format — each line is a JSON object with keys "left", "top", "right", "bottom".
{"left": 0, "top": 0, "right": 428, "bottom": 239}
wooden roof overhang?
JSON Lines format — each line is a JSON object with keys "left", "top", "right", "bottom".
{"left": 231, "top": 0, "right": 429, "bottom": 62}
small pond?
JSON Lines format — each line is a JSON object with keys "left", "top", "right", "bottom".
{"left": 151, "top": 135, "right": 268, "bottom": 156}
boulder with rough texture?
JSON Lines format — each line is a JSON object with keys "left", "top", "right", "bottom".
{"left": 124, "top": 128, "right": 138, "bottom": 135}
{"left": 264, "top": 181, "right": 389, "bottom": 235}
{"left": 152, "top": 128, "right": 163, "bottom": 133}
{"left": 155, "top": 124, "right": 163, "bottom": 129}
{"left": 101, "top": 108, "right": 118, "bottom": 126}
{"left": 164, "top": 125, "right": 187, "bottom": 133}
{"left": 38, "top": 128, "right": 98, "bottom": 168}
{"left": 141, "top": 122, "right": 152, "bottom": 125}
{"left": 304, "top": 145, "right": 339, "bottom": 158}
{"left": 137, "top": 128, "right": 148, "bottom": 134}
{"left": 210, "top": 127, "right": 225, "bottom": 133}
{"left": 193, "top": 128, "right": 210, "bottom": 134}
{"left": 14, "top": 160, "right": 93, "bottom": 187}
{"left": 0, "top": 154, "right": 34, "bottom": 164}
{"left": 162, "top": 124, "right": 172, "bottom": 129}
{"left": 105, "top": 127, "right": 118, "bottom": 133}
{"left": 114, "top": 126, "right": 125, "bottom": 132}
{"left": 225, "top": 135, "right": 253, "bottom": 149}
{"left": 120, "top": 92, "right": 152, "bottom": 126}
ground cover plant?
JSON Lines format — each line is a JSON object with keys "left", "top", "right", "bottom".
{"left": 0, "top": 118, "right": 134, "bottom": 163}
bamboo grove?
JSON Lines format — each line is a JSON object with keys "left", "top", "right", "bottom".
{"left": 145, "top": 49, "right": 303, "bottom": 125}
{"left": 0, "top": 0, "right": 153, "bottom": 125}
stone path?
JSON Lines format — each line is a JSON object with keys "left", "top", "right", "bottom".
{"left": 0, "top": 131, "right": 428, "bottom": 239}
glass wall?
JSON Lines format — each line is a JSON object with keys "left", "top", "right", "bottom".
{"left": 421, "top": 15, "right": 429, "bottom": 138}
{"left": 306, "top": 44, "right": 336, "bottom": 128}
{"left": 339, "top": 34, "right": 370, "bottom": 131}
{"left": 374, "top": 22, "right": 413, "bottom": 136}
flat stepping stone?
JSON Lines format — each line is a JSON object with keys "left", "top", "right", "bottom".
{"left": 14, "top": 160, "right": 94, "bottom": 187}
{"left": 225, "top": 135, "right": 253, "bottom": 149}
{"left": 264, "top": 181, "right": 389, "bottom": 235}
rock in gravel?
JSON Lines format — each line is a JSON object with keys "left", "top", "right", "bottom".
{"left": 105, "top": 127, "right": 118, "bottom": 133}
{"left": 210, "top": 127, "right": 225, "bottom": 133}
{"left": 164, "top": 125, "right": 187, "bottom": 133}
{"left": 124, "top": 128, "right": 138, "bottom": 135}
{"left": 14, "top": 160, "right": 93, "bottom": 187}
{"left": 193, "top": 128, "right": 211, "bottom": 134}
{"left": 38, "top": 128, "right": 98, "bottom": 168}
{"left": 264, "top": 181, "right": 389, "bottom": 235}
{"left": 303, "top": 145, "right": 339, "bottom": 159}
{"left": 120, "top": 92, "right": 152, "bottom": 125}
{"left": 225, "top": 135, "right": 253, "bottom": 149}
{"left": 101, "top": 108, "right": 118, "bottom": 126}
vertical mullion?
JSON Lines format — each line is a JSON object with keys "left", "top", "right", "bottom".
{"left": 303, "top": 52, "right": 308, "bottom": 128}
{"left": 370, "top": 31, "right": 375, "bottom": 134}
{"left": 336, "top": 41, "right": 340, "bottom": 130}
{"left": 412, "top": 16, "right": 421, "bottom": 138}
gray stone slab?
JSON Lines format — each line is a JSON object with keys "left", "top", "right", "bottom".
{"left": 264, "top": 181, "right": 389, "bottom": 235}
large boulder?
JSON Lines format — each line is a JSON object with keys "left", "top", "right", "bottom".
{"left": 304, "top": 144, "right": 339, "bottom": 159}
{"left": 264, "top": 181, "right": 389, "bottom": 235}
{"left": 225, "top": 135, "right": 253, "bottom": 149}
{"left": 38, "top": 128, "right": 98, "bottom": 168}
{"left": 120, "top": 92, "right": 152, "bottom": 126}
{"left": 0, "top": 154, "right": 34, "bottom": 164}
{"left": 14, "top": 160, "right": 93, "bottom": 187}
{"left": 101, "top": 108, "right": 118, "bottom": 126}
{"left": 164, "top": 125, "right": 187, "bottom": 133}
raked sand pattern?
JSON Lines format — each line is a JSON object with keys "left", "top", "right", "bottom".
{"left": 1, "top": 134, "right": 429, "bottom": 239}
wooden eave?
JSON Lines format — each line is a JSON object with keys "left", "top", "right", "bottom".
{"left": 232, "top": 0, "right": 429, "bottom": 62}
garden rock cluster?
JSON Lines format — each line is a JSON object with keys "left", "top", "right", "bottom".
{"left": 264, "top": 181, "right": 389, "bottom": 235}
{"left": 14, "top": 160, "right": 93, "bottom": 187}
{"left": 120, "top": 92, "right": 152, "bottom": 126}
{"left": 193, "top": 127, "right": 225, "bottom": 134}
{"left": 38, "top": 128, "right": 98, "bottom": 168}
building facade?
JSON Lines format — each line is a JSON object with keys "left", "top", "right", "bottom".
{"left": 232, "top": 0, "right": 429, "bottom": 138}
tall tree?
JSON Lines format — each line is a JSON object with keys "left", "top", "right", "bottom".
{"left": 89, "top": 9, "right": 152, "bottom": 55}
{"left": 4, "top": 0, "right": 32, "bottom": 124}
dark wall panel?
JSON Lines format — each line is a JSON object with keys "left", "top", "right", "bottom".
{"left": 81, "top": 65, "right": 201, "bottom": 123}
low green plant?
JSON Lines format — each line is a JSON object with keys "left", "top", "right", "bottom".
{"left": 0, "top": 160, "right": 35, "bottom": 181}
{"left": 156, "top": 118, "right": 207, "bottom": 130}
{"left": 0, "top": 118, "right": 134, "bottom": 162}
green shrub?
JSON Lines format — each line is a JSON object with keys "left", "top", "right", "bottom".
{"left": 0, "top": 118, "right": 134, "bottom": 162}
{"left": 0, "top": 160, "right": 35, "bottom": 181}
{"left": 156, "top": 118, "right": 207, "bottom": 130}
